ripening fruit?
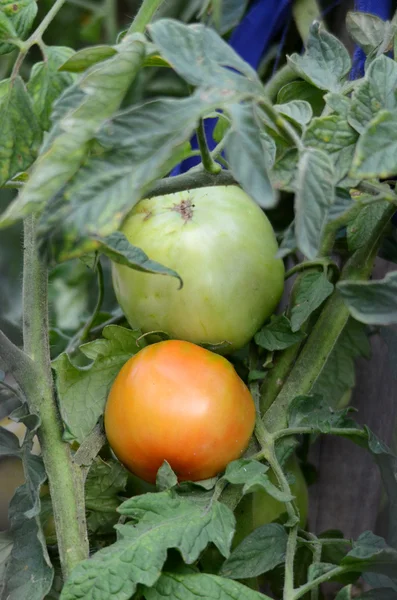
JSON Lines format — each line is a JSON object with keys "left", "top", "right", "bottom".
{"left": 104, "top": 340, "right": 256, "bottom": 483}
{"left": 112, "top": 185, "right": 284, "bottom": 353}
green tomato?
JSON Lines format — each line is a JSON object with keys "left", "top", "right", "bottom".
{"left": 233, "top": 456, "right": 309, "bottom": 547}
{"left": 112, "top": 185, "right": 284, "bottom": 353}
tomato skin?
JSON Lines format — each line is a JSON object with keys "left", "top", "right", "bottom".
{"left": 112, "top": 185, "right": 284, "bottom": 353}
{"left": 104, "top": 340, "right": 256, "bottom": 483}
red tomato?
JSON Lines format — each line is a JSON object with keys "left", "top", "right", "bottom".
{"left": 104, "top": 340, "right": 256, "bottom": 483}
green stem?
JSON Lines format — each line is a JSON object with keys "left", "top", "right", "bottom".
{"left": 273, "top": 426, "right": 367, "bottom": 442}
{"left": 259, "top": 343, "right": 301, "bottom": 416}
{"left": 284, "top": 525, "right": 299, "bottom": 600}
{"left": 128, "top": 0, "right": 164, "bottom": 34}
{"left": 23, "top": 216, "right": 89, "bottom": 579}
{"left": 147, "top": 168, "right": 236, "bottom": 199}
{"left": 263, "top": 203, "right": 395, "bottom": 433}
{"left": 103, "top": 0, "right": 118, "bottom": 43}
{"left": 292, "top": 566, "right": 347, "bottom": 600}
{"left": 284, "top": 259, "right": 338, "bottom": 280}
{"left": 80, "top": 260, "right": 104, "bottom": 344}
{"left": 196, "top": 119, "right": 222, "bottom": 174}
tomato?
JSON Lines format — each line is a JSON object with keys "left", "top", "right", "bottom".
{"left": 233, "top": 456, "right": 309, "bottom": 547}
{"left": 104, "top": 340, "right": 256, "bottom": 483}
{"left": 112, "top": 185, "right": 284, "bottom": 353}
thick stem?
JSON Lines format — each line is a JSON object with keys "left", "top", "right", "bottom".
{"left": 263, "top": 203, "right": 395, "bottom": 432}
{"left": 292, "top": 566, "right": 347, "bottom": 600}
{"left": 196, "top": 119, "right": 222, "bottom": 174}
{"left": 147, "top": 168, "right": 236, "bottom": 199}
{"left": 284, "top": 525, "right": 298, "bottom": 600}
{"left": 23, "top": 215, "right": 89, "bottom": 579}
{"left": 128, "top": 0, "right": 164, "bottom": 34}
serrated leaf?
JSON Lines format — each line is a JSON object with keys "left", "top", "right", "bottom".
{"left": 304, "top": 115, "right": 358, "bottom": 155}
{"left": 348, "top": 55, "right": 397, "bottom": 134}
{"left": 0, "top": 76, "right": 41, "bottom": 187}
{"left": 145, "top": 572, "right": 267, "bottom": 600}
{"left": 221, "top": 523, "right": 287, "bottom": 579}
{"left": 59, "top": 45, "right": 118, "bottom": 72}
{"left": 274, "top": 101, "right": 312, "bottom": 126}
{"left": 351, "top": 109, "right": 397, "bottom": 178}
{"left": 290, "top": 271, "right": 334, "bottom": 332}
{"left": 0, "top": 425, "right": 21, "bottom": 455}
{"left": 0, "top": 33, "right": 146, "bottom": 228}
{"left": 225, "top": 103, "right": 275, "bottom": 208}
{"left": 149, "top": 19, "right": 260, "bottom": 91}
{"left": 287, "top": 394, "right": 357, "bottom": 433}
{"left": 255, "top": 315, "right": 305, "bottom": 351}
{"left": 223, "top": 459, "right": 268, "bottom": 485}
{"left": 295, "top": 148, "right": 335, "bottom": 259}
{"left": 346, "top": 11, "right": 386, "bottom": 55}
{"left": 347, "top": 201, "right": 389, "bottom": 252}
{"left": 85, "top": 458, "right": 128, "bottom": 534}
{"left": 61, "top": 491, "right": 235, "bottom": 600}
{"left": 156, "top": 461, "right": 178, "bottom": 491}
{"left": 324, "top": 93, "right": 350, "bottom": 117}
{"left": 288, "top": 22, "right": 351, "bottom": 92}
{"left": 312, "top": 318, "right": 370, "bottom": 408}
{"left": 52, "top": 325, "right": 143, "bottom": 443}
{"left": 97, "top": 231, "right": 182, "bottom": 286}
{"left": 27, "top": 46, "right": 75, "bottom": 131}
{"left": 242, "top": 474, "right": 293, "bottom": 502}
{"left": 0, "top": 0, "right": 37, "bottom": 55}
{"left": 341, "top": 531, "right": 397, "bottom": 578}
{"left": 338, "top": 271, "right": 397, "bottom": 325}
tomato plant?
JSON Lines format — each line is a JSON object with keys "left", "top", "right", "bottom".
{"left": 112, "top": 185, "right": 284, "bottom": 352}
{"left": 105, "top": 340, "right": 256, "bottom": 482}
{"left": 2, "top": 1, "right": 397, "bottom": 600}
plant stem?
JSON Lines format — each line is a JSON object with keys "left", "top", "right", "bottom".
{"left": 284, "top": 525, "right": 298, "bottom": 600}
{"left": 128, "top": 0, "right": 164, "bottom": 34}
{"left": 147, "top": 168, "right": 236, "bottom": 199}
{"left": 23, "top": 215, "right": 89, "bottom": 579}
{"left": 284, "top": 259, "right": 338, "bottom": 280}
{"left": 103, "top": 0, "right": 118, "bottom": 43}
{"left": 273, "top": 426, "right": 367, "bottom": 442}
{"left": 263, "top": 203, "right": 395, "bottom": 433}
{"left": 196, "top": 119, "right": 222, "bottom": 174}
{"left": 292, "top": 566, "right": 347, "bottom": 600}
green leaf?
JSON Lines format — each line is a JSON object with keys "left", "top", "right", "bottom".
{"left": 324, "top": 93, "right": 350, "bottom": 117}
{"left": 304, "top": 115, "right": 358, "bottom": 155}
{"left": 338, "top": 271, "right": 397, "bottom": 325}
{"left": 97, "top": 232, "right": 182, "bottom": 286}
{"left": 288, "top": 22, "right": 351, "bottom": 92}
{"left": 0, "top": 425, "right": 21, "bottom": 456}
{"left": 0, "top": 33, "right": 146, "bottom": 227}
{"left": 295, "top": 148, "right": 335, "bottom": 259}
{"left": 359, "top": 590, "right": 397, "bottom": 599}
{"left": 145, "top": 572, "right": 267, "bottom": 600}
{"left": 312, "top": 319, "right": 371, "bottom": 408}
{"left": 0, "top": 532, "right": 13, "bottom": 592}
{"left": 225, "top": 103, "right": 275, "bottom": 209}
{"left": 351, "top": 109, "right": 397, "bottom": 178}
{"left": 0, "top": 11, "right": 18, "bottom": 44}
{"left": 277, "top": 81, "right": 325, "bottom": 116}
{"left": 0, "top": 0, "right": 37, "bottom": 55}
{"left": 149, "top": 19, "right": 260, "bottom": 92}
{"left": 59, "top": 45, "right": 118, "bottom": 72}
{"left": 347, "top": 201, "right": 390, "bottom": 252}
{"left": 274, "top": 101, "right": 313, "bottom": 126}
{"left": 156, "top": 461, "right": 178, "bottom": 491}
{"left": 61, "top": 491, "right": 235, "bottom": 600}
{"left": 290, "top": 271, "right": 334, "bottom": 332}
{"left": 255, "top": 315, "right": 305, "bottom": 351}
{"left": 52, "top": 325, "right": 143, "bottom": 443}
{"left": 287, "top": 395, "right": 357, "bottom": 433}
{"left": 341, "top": 531, "right": 397, "bottom": 578}
{"left": 0, "top": 76, "right": 42, "bottom": 187}
{"left": 85, "top": 458, "right": 128, "bottom": 535}
{"left": 27, "top": 46, "right": 75, "bottom": 131}
{"left": 335, "top": 585, "right": 352, "bottom": 599}
{"left": 346, "top": 11, "right": 387, "bottom": 55}
{"left": 222, "top": 459, "right": 268, "bottom": 485}
{"left": 221, "top": 523, "right": 287, "bottom": 579}
{"left": 270, "top": 148, "right": 298, "bottom": 192}
{"left": 348, "top": 56, "right": 397, "bottom": 134}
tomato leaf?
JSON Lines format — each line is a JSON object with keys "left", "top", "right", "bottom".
{"left": 97, "top": 232, "right": 182, "bottom": 287}
{"left": 53, "top": 325, "right": 143, "bottom": 443}
{"left": 61, "top": 491, "right": 235, "bottom": 600}
{"left": 255, "top": 315, "right": 305, "bottom": 350}
{"left": 341, "top": 531, "right": 397, "bottom": 579}
{"left": 59, "top": 45, "right": 118, "bottom": 72}
{"left": 156, "top": 461, "right": 178, "bottom": 492}
{"left": 274, "top": 100, "right": 313, "bottom": 127}
{"left": 223, "top": 459, "right": 269, "bottom": 485}
{"left": 287, "top": 395, "right": 357, "bottom": 433}
{"left": 287, "top": 22, "right": 351, "bottom": 92}
{"left": 346, "top": 11, "right": 386, "bottom": 55}
{"left": 0, "top": 0, "right": 37, "bottom": 55}
{"left": 221, "top": 523, "right": 287, "bottom": 579}
{"left": 348, "top": 56, "right": 397, "bottom": 135}
{"left": 304, "top": 115, "right": 358, "bottom": 156}
{"left": 145, "top": 572, "right": 267, "bottom": 600}
{"left": 290, "top": 271, "right": 334, "bottom": 332}
{"left": 85, "top": 458, "right": 128, "bottom": 535}
{"left": 276, "top": 80, "right": 325, "bottom": 116}
{"left": 27, "top": 46, "right": 76, "bottom": 131}
{"left": 324, "top": 93, "right": 350, "bottom": 117}
{"left": 295, "top": 148, "right": 335, "bottom": 259}
{"left": 0, "top": 76, "right": 42, "bottom": 187}
{"left": 338, "top": 271, "right": 397, "bottom": 325}
{"left": 351, "top": 109, "right": 397, "bottom": 179}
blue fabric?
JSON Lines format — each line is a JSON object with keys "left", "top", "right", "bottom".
{"left": 171, "top": 0, "right": 292, "bottom": 176}
{"left": 350, "top": 0, "right": 393, "bottom": 79}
